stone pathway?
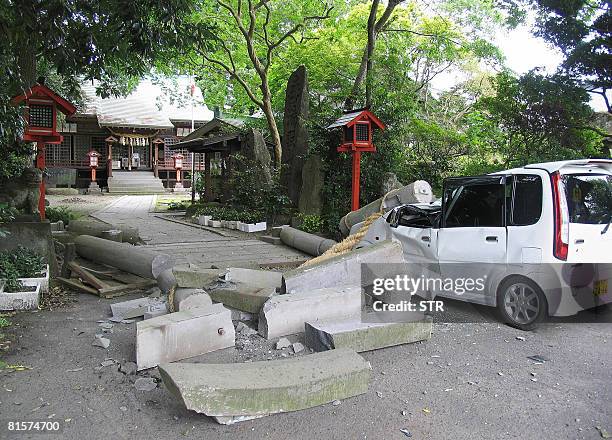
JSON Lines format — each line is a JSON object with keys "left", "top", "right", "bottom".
{"left": 91, "top": 195, "right": 308, "bottom": 268}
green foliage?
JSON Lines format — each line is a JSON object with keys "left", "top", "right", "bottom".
{"left": 229, "top": 155, "right": 292, "bottom": 223}
{"left": 167, "top": 201, "right": 191, "bottom": 211}
{"left": 0, "top": 202, "right": 18, "bottom": 238}
{"left": 0, "top": 247, "right": 46, "bottom": 279}
{"left": 45, "top": 206, "right": 78, "bottom": 225}
{"left": 192, "top": 204, "right": 266, "bottom": 224}
{"left": 297, "top": 214, "right": 323, "bottom": 234}
{"left": 0, "top": 317, "right": 10, "bottom": 329}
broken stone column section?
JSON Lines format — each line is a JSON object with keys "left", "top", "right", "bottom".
{"left": 224, "top": 267, "right": 282, "bottom": 289}
{"left": 173, "top": 288, "right": 213, "bottom": 311}
{"left": 304, "top": 312, "right": 433, "bottom": 353}
{"left": 282, "top": 240, "right": 405, "bottom": 294}
{"left": 136, "top": 303, "right": 235, "bottom": 371}
{"left": 208, "top": 284, "right": 276, "bottom": 314}
{"left": 279, "top": 226, "right": 337, "bottom": 257}
{"left": 110, "top": 296, "right": 168, "bottom": 319}
{"left": 158, "top": 348, "right": 371, "bottom": 424}
{"left": 75, "top": 235, "right": 174, "bottom": 280}
{"left": 258, "top": 286, "right": 362, "bottom": 339}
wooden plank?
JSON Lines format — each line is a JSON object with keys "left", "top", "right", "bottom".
{"left": 68, "top": 262, "right": 111, "bottom": 290}
{"left": 56, "top": 277, "right": 99, "bottom": 296}
{"left": 61, "top": 243, "right": 76, "bottom": 278}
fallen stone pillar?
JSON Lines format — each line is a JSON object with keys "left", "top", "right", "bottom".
{"left": 75, "top": 235, "right": 174, "bottom": 280}
{"left": 110, "top": 297, "right": 166, "bottom": 319}
{"left": 305, "top": 312, "right": 432, "bottom": 353}
{"left": 339, "top": 181, "right": 433, "bottom": 237}
{"left": 174, "top": 268, "right": 221, "bottom": 288}
{"left": 282, "top": 240, "right": 404, "bottom": 294}
{"left": 158, "top": 348, "right": 371, "bottom": 423}
{"left": 208, "top": 283, "right": 275, "bottom": 314}
{"left": 224, "top": 267, "right": 282, "bottom": 289}
{"left": 279, "top": 226, "right": 336, "bottom": 256}
{"left": 136, "top": 303, "right": 235, "bottom": 370}
{"left": 258, "top": 287, "right": 362, "bottom": 339}
{"left": 68, "top": 217, "right": 141, "bottom": 244}
{"left": 173, "top": 288, "right": 213, "bottom": 311}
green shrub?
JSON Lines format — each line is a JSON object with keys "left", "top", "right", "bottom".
{"left": 167, "top": 201, "right": 190, "bottom": 211}
{"left": 0, "top": 247, "right": 46, "bottom": 279}
{"left": 297, "top": 214, "right": 323, "bottom": 234}
{"left": 45, "top": 206, "right": 77, "bottom": 225}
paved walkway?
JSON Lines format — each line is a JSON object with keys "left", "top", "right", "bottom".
{"left": 91, "top": 195, "right": 308, "bottom": 268}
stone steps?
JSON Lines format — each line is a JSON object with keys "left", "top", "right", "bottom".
{"left": 108, "top": 171, "right": 166, "bottom": 194}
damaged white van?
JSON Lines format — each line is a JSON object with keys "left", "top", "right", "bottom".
{"left": 369, "top": 160, "right": 612, "bottom": 330}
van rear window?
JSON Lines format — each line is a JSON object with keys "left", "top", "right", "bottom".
{"left": 563, "top": 174, "right": 612, "bottom": 224}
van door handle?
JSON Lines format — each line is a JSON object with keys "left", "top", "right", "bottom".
{"left": 486, "top": 236, "right": 498, "bottom": 242}
{"left": 574, "top": 239, "right": 585, "bottom": 244}
{"left": 421, "top": 236, "right": 430, "bottom": 242}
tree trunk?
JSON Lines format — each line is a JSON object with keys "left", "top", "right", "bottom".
{"left": 262, "top": 98, "right": 282, "bottom": 169}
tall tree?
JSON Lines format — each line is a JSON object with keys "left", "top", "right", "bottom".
{"left": 532, "top": 0, "right": 611, "bottom": 112}
{"left": 187, "top": 0, "right": 333, "bottom": 167}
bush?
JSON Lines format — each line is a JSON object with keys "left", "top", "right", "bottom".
{"left": 45, "top": 206, "right": 77, "bottom": 225}
{"left": 0, "top": 202, "right": 18, "bottom": 238}
{"left": 0, "top": 247, "right": 46, "bottom": 278}
{"left": 167, "top": 201, "right": 190, "bottom": 211}
{"left": 298, "top": 214, "right": 323, "bottom": 234}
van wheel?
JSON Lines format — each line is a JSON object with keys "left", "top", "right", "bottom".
{"left": 497, "top": 277, "right": 547, "bottom": 331}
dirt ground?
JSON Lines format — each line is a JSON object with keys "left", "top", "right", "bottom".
{"left": 1, "top": 290, "right": 611, "bottom": 440}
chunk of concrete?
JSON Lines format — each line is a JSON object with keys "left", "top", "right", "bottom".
{"left": 144, "top": 303, "right": 169, "bottom": 320}
{"left": 136, "top": 303, "right": 235, "bottom": 370}
{"left": 208, "top": 283, "right": 276, "bottom": 314}
{"left": 158, "top": 348, "right": 371, "bottom": 421}
{"left": 258, "top": 287, "right": 362, "bottom": 339}
{"left": 282, "top": 240, "right": 404, "bottom": 294}
{"left": 304, "top": 312, "right": 432, "bottom": 353}
{"left": 110, "top": 297, "right": 165, "bottom": 319}
{"left": 173, "top": 268, "right": 221, "bottom": 288}
{"left": 224, "top": 267, "right": 282, "bottom": 289}
{"left": 175, "top": 289, "right": 213, "bottom": 312}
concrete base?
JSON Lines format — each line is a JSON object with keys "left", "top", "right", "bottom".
{"left": 305, "top": 313, "right": 432, "bottom": 353}
{"left": 209, "top": 283, "right": 275, "bottom": 314}
{"left": 282, "top": 240, "right": 404, "bottom": 294}
{"left": 258, "top": 287, "right": 362, "bottom": 339}
{"left": 87, "top": 181, "right": 102, "bottom": 195}
{"left": 136, "top": 303, "right": 235, "bottom": 370}
{"left": 158, "top": 348, "right": 371, "bottom": 421}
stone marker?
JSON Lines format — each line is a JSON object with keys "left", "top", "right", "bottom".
{"left": 258, "top": 287, "right": 362, "bottom": 339}
{"left": 158, "top": 348, "right": 371, "bottom": 423}
{"left": 224, "top": 267, "right": 282, "bottom": 289}
{"left": 282, "top": 240, "right": 404, "bottom": 294}
{"left": 136, "top": 303, "right": 235, "bottom": 371}
{"left": 305, "top": 313, "right": 432, "bottom": 353}
{"left": 298, "top": 154, "right": 324, "bottom": 215}
{"left": 208, "top": 283, "right": 276, "bottom": 314}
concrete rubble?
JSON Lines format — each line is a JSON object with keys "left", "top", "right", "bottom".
{"left": 158, "top": 348, "right": 371, "bottom": 424}
{"left": 136, "top": 303, "right": 235, "bottom": 370}
{"left": 258, "top": 286, "right": 362, "bottom": 339}
{"left": 281, "top": 240, "right": 405, "bottom": 294}
{"left": 110, "top": 297, "right": 167, "bottom": 319}
{"left": 305, "top": 312, "right": 433, "bottom": 353}
{"left": 208, "top": 283, "right": 276, "bottom": 314}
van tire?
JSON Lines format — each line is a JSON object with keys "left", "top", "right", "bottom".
{"left": 496, "top": 276, "right": 547, "bottom": 331}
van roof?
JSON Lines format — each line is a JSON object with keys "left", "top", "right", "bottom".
{"left": 524, "top": 159, "right": 612, "bottom": 173}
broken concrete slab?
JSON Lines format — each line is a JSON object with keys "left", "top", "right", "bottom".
{"left": 158, "top": 348, "right": 371, "bottom": 421}
{"left": 144, "top": 303, "right": 169, "bottom": 320}
{"left": 92, "top": 335, "right": 110, "bottom": 349}
{"left": 224, "top": 267, "right": 282, "bottom": 289}
{"left": 175, "top": 290, "right": 213, "bottom": 312}
{"left": 136, "top": 303, "right": 235, "bottom": 370}
{"left": 305, "top": 313, "right": 432, "bottom": 353}
{"left": 276, "top": 337, "right": 291, "bottom": 349}
{"left": 258, "top": 287, "right": 362, "bottom": 339}
{"left": 282, "top": 240, "right": 405, "bottom": 294}
{"left": 110, "top": 297, "right": 165, "bottom": 319}
{"left": 208, "top": 283, "right": 276, "bottom": 314}
{"left": 173, "top": 268, "right": 221, "bottom": 288}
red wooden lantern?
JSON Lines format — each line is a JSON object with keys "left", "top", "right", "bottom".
{"left": 327, "top": 108, "right": 385, "bottom": 211}
{"left": 172, "top": 153, "right": 184, "bottom": 184}
{"left": 87, "top": 150, "right": 100, "bottom": 183}
{"left": 11, "top": 80, "right": 77, "bottom": 220}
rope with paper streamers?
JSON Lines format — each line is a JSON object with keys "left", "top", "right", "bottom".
{"left": 108, "top": 129, "right": 162, "bottom": 146}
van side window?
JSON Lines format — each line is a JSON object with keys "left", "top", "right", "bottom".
{"left": 445, "top": 183, "right": 505, "bottom": 228}
{"left": 511, "top": 175, "right": 542, "bottom": 226}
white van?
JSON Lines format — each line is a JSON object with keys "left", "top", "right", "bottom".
{"left": 378, "top": 159, "right": 612, "bottom": 329}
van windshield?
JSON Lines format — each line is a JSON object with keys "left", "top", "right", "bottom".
{"left": 563, "top": 174, "right": 612, "bottom": 224}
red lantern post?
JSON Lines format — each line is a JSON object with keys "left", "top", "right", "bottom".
{"left": 327, "top": 109, "right": 385, "bottom": 211}
{"left": 11, "top": 80, "right": 76, "bottom": 220}
{"left": 172, "top": 153, "right": 185, "bottom": 192}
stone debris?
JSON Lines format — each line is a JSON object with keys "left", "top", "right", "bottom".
{"left": 281, "top": 240, "right": 404, "bottom": 294}
{"left": 119, "top": 362, "right": 137, "bottom": 375}
{"left": 292, "top": 342, "right": 305, "bottom": 354}
{"left": 276, "top": 338, "right": 291, "bottom": 350}
{"left": 92, "top": 336, "right": 110, "bottom": 349}
{"left": 173, "top": 267, "right": 221, "bottom": 288}
{"left": 208, "top": 282, "right": 276, "bottom": 314}
{"left": 158, "top": 348, "right": 371, "bottom": 423}
{"left": 100, "top": 359, "right": 116, "bottom": 367}
{"left": 173, "top": 288, "right": 212, "bottom": 312}
{"left": 258, "top": 286, "right": 362, "bottom": 339}
{"left": 136, "top": 303, "right": 235, "bottom": 370}
{"left": 224, "top": 267, "right": 282, "bottom": 289}
{"left": 304, "top": 313, "right": 432, "bottom": 353}
{"left": 144, "top": 302, "right": 169, "bottom": 320}
{"left": 110, "top": 297, "right": 166, "bottom": 319}
{"left": 134, "top": 377, "right": 157, "bottom": 392}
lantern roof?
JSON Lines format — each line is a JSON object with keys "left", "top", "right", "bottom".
{"left": 11, "top": 82, "right": 77, "bottom": 116}
{"left": 327, "top": 108, "right": 385, "bottom": 130}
